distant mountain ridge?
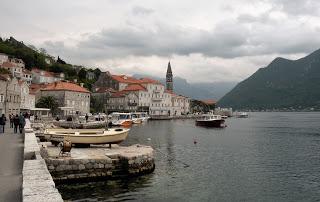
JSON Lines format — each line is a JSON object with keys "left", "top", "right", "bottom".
{"left": 218, "top": 49, "right": 320, "bottom": 110}
{"left": 133, "top": 74, "right": 236, "bottom": 100}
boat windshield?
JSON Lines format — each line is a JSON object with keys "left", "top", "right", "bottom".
{"left": 119, "top": 114, "right": 130, "bottom": 119}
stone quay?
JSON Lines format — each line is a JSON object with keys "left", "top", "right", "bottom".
{"left": 40, "top": 143, "right": 155, "bottom": 182}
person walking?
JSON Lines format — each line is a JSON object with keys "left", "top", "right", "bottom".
{"left": 0, "top": 114, "right": 6, "bottom": 133}
{"left": 9, "top": 114, "right": 13, "bottom": 128}
{"left": 85, "top": 114, "right": 89, "bottom": 123}
{"left": 13, "top": 114, "right": 19, "bottom": 134}
{"left": 19, "top": 113, "right": 26, "bottom": 134}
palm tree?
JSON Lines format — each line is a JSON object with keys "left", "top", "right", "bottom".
{"left": 36, "top": 96, "right": 59, "bottom": 115}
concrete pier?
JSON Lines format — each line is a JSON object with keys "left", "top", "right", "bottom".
{"left": 41, "top": 143, "right": 155, "bottom": 182}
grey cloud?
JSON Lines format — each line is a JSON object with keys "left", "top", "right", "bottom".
{"left": 132, "top": 6, "right": 154, "bottom": 16}
{"left": 269, "top": 0, "right": 320, "bottom": 16}
{"left": 43, "top": 18, "right": 320, "bottom": 62}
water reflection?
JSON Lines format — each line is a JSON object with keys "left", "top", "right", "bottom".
{"left": 58, "top": 113, "right": 320, "bottom": 201}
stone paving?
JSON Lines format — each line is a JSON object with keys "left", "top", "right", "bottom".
{"left": 0, "top": 124, "right": 24, "bottom": 202}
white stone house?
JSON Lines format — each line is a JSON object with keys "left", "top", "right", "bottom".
{"left": 0, "top": 53, "right": 8, "bottom": 65}
{"left": 1, "top": 61, "right": 23, "bottom": 78}
{"left": 19, "top": 80, "right": 35, "bottom": 111}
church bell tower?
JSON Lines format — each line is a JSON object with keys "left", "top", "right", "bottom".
{"left": 166, "top": 61, "right": 173, "bottom": 91}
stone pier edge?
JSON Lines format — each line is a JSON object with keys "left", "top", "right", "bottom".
{"left": 23, "top": 123, "right": 63, "bottom": 202}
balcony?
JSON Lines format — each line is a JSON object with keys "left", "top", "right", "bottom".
{"left": 152, "top": 97, "right": 162, "bottom": 102}
{"left": 153, "top": 89, "right": 161, "bottom": 93}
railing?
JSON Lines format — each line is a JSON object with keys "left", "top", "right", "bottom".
{"left": 128, "top": 102, "right": 138, "bottom": 106}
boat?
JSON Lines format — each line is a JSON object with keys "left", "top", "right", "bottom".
{"left": 237, "top": 112, "right": 249, "bottom": 118}
{"left": 43, "top": 128, "right": 130, "bottom": 145}
{"left": 139, "top": 112, "right": 150, "bottom": 122}
{"left": 195, "top": 114, "right": 225, "bottom": 128}
{"left": 110, "top": 113, "right": 133, "bottom": 127}
{"left": 53, "top": 120, "right": 107, "bottom": 129}
{"left": 131, "top": 112, "right": 150, "bottom": 124}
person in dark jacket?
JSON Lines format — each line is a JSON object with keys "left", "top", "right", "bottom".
{"left": 19, "top": 113, "right": 26, "bottom": 134}
{"left": 9, "top": 114, "right": 13, "bottom": 128}
{"left": 0, "top": 114, "right": 6, "bottom": 133}
{"left": 13, "top": 114, "right": 19, "bottom": 134}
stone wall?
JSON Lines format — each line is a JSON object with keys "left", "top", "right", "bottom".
{"left": 23, "top": 120, "right": 63, "bottom": 202}
{"left": 42, "top": 144, "right": 155, "bottom": 182}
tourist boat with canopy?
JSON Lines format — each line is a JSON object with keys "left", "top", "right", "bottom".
{"left": 195, "top": 114, "right": 226, "bottom": 128}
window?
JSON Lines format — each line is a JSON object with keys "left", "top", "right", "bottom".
{"left": 0, "top": 94, "right": 3, "bottom": 102}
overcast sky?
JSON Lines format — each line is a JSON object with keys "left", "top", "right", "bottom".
{"left": 1, "top": 0, "right": 320, "bottom": 83}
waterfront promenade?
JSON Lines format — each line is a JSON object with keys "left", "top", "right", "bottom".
{"left": 0, "top": 125, "right": 24, "bottom": 202}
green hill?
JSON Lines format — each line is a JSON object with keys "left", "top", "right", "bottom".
{"left": 0, "top": 36, "right": 101, "bottom": 90}
{"left": 218, "top": 49, "right": 320, "bottom": 110}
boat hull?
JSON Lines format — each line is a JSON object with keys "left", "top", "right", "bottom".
{"left": 54, "top": 121, "right": 107, "bottom": 129}
{"left": 195, "top": 119, "right": 225, "bottom": 128}
{"left": 44, "top": 128, "right": 129, "bottom": 144}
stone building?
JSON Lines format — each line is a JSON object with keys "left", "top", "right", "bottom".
{"left": 39, "top": 81, "right": 90, "bottom": 115}
{"left": 86, "top": 71, "right": 96, "bottom": 80}
{"left": 31, "top": 68, "right": 65, "bottom": 84}
{"left": 91, "top": 87, "right": 116, "bottom": 112}
{"left": 0, "top": 53, "right": 8, "bottom": 65}
{"left": 1, "top": 61, "right": 24, "bottom": 78}
{"left": 19, "top": 80, "right": 35, "bottom": 112}
{"left": 0, "top": 75, "right": 21, "bottom": 116}
{"left": 93, "top": 71, "right": 118, "bottom": 91}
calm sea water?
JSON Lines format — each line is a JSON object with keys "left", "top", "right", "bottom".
{"left": 57, "top": 112, "right": 320, "bottom": 201}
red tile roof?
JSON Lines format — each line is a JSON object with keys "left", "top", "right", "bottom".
{"left": 29, "top": 83, "right": 49, "bottom": 95}
{"left": 95, "top": 87, "right": 117, "bottom": 93}
{"left": 201, "top": 99, "right": 216, "bottom": 105}
{"left": 138, "top": 78, "right": 162, "bottom": 85}
{"left": 23, "top": 69, "right": 32, "bottom": 74}
{"left": 1, "top": 62, "right": 16, "bottom": 68}
{"left": 123, "top": 84, "right": 147, "bottom": 91}
{"left": 41, "top": 81, "right": 90, "bottom": 93}
{"left": 31, "top": 68, "right": 55, "bottom": 77}
{"left": 111, "top": 75, "right": 141, "bottom": 84}
{"left": 111, "top": 74, "right": 163, "bottom": 85}
{"left": 111, "top": 91, "right": 126, "bottom": 98}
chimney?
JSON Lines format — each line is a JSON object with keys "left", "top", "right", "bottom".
{"left": 80, "top": 83, "right": 84, "bottom": 87}
{"left": 73, "top": 79, "right": 77, "bottom": 83}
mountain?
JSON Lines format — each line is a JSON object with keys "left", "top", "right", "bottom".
{"left": 218, "top": 49, "right": 320, "bottom": 110}
{"left": 133, "top": 74, "right": 236, "bottom": 100}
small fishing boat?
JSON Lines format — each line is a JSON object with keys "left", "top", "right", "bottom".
{"left": 110, "top": 113, "right": 133, "bottom": 127}
{"left": 54, "top": 120, "right": 107, "bottom": 129}
{"left": 237, "top": 112, "right": 249, "bottom": 118}
{"left": 44, "top": 128, "right": 130, "bottom": 145}
{"left": 195, "top": 114, "right": 225, "bottom": 128}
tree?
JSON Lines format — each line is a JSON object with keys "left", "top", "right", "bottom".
{"left": 36, "top": 96, "right": 59, "bottom": 115}
{"left": 57, "top": 56, "right": 66, "bottom": 64}
{"left": 78, "top": 68, "right": 87, "bottom": 80}
{"left": 94, "top": 68, "right": 101, "bottom": 79}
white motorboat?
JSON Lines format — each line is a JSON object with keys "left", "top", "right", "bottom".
{"left": 110, "top": 113, "right": 133, "bottom": 127}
